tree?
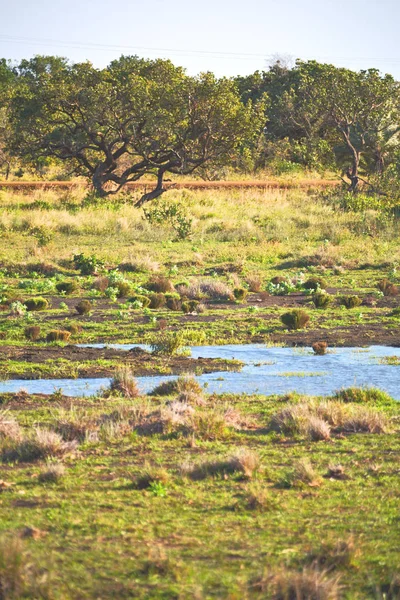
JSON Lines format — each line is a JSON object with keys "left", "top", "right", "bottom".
{"left": 294, "top": 62, "right": 400, "bottom": 190}
{"left": 9, "top": 55, "right": 264, "bottom": 203}
{"left": 0, "top": 58, "right": 15, "bottom": 179}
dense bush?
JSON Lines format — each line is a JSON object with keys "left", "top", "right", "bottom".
{"left": 181, "top": 300, "right": 199, "bottom": 313}
{"left": 166, "top": 297, "right": 182, "bottom": 311}
{"left": 55, "top": 280, "right": 78, "bottom": 294}
{"left": 24, "top": 326, "right": 41, "bottom": 341}
{"left": 377, "top": 278, "right": 399, "bottom": 296}
{"left": 75, "top": 300, "right": 92, "bottom": 315}
{"left": 312, "top": 293, "right": 332, "bottom": 309}
{"left": 281, "top": 309, "right": 310, "bottom": 330}
{"left": 149, "top": 293, "right": 166, "bottom": 309}
{"left": 24, "top": 297, "right": 49, "bottom": 311}
{"left": 303, "top": 277, "right": 326, "bottom": 291}
{"left": 340, "top": 295, "right": 362, "bottom": 309}
{"left": 145, "top": 276, "right": 175, "bottom": 293}
{"left": 73, "top": 253, "right": 104, "bottom": 275}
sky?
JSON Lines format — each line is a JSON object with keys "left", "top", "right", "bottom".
{"left": 1, "top": 0, "right": 400, "bottom": 78}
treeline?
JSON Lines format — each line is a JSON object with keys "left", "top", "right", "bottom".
{"left": 0, "top": 55, "right": 399, "bottom": 201}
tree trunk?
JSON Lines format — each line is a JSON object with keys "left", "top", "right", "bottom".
{"left": 92, "top": 170, "right": 109, "bottom": 197}
{"left": 134, "top": 168, "right": 167, "bottom": 208}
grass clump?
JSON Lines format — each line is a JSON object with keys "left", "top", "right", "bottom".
{"left": 134, "top": 464, "right": 170, "bottom": 490}
{"left": 24, "top": 325, "right": 41, "bottom": 341}
{"left": 233, "top": 287, "right": 248, "bottom": 302}
{"left": 183, "top": 448, "right": 260, "bottom": 480}
{"left": 333, "top": 387, "right": 394, "bottom": 405}
{"left": 283, "top": 457, "right": 322, "bottom": 488}
{"left": 55, "top": 280, "right": 78, "bottom": 294}
{"left": 24, "top": 297, "right": 49, "bottom": 311}
{"left": 75, "top": 299, "right": 92, "bottom": 315}
{"left": 46, "top": 329, "right": 71, "bottom": 342}
{"left": 0, "top": 410, "right": 22, "bottom": 442}
{"left": 109, "top": 367, "right": 140, "bottom": 398}
{"left": 2, "top": 428, "right": 77, "bottom": 463}
{"left": 199, "top": 280, "right": 234, "bottom": 301}
{"left": 145, "top": 276, "right": 175, "bottom": 294}
{"left": 303, "top": 277, "right": 326, "bottom": 291}
{"left": 252, "top": 566, "right": 341, "bottom": 599}
{"left": 149, "top": 293, "right": 166, "bottom": 309}
{"left": 340, "top": 295, "right": 362, "bottom": 309}
{"left": 245, "top": 274, "right": 263, "bottom": 292}
{"left": 377, "top": 278, "right": 399, "bottom": 296}
{"left": 312, "top": 341, "right": 328, "bottom": 355}
{"left": 38, "top": 460, "right": 66, "bottom": 484}
{"left": 281, "top": 309, "right": 310, "bottom": 330}
{"left": 129, "top": 294, "right": 151, "bottom": 308}
{"left": 312, "top": 293, "right": 332, "bottom": 309}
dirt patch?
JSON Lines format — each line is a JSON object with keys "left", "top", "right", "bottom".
{"left": 0, "top": 345, "right": 242, "bottom": 379}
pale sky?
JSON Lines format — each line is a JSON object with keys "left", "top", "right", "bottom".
{"left": 1, "top": 0, "right": 400, "bottom": 78}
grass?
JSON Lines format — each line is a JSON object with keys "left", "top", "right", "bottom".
{"left": 0, "top": 184, "right": 400, "bottom": 597}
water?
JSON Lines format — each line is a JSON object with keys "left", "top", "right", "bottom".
{"left": 2, "top": 344, "right": 400, "bottom": 399}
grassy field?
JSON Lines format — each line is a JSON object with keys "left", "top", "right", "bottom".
{"left": 0, "top": 185, "right": 400, "bottom": 598}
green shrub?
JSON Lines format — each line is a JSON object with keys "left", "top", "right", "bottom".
{"left": 75, "top": 300, "right": 92, "bottom": 315}
{"left": 143, "top": 200, "right": 193, "bottom": 240}
{"left": 340, "top": 295, "right": 362, "bottom": 309}
{"left": 24, "top": 326, "right": 41, "bottom": 341}
{"left": 281, "top": 309, "right": 310, "bottom": 330}
{"left": 267, "top": 280, "right": 296, "bottom": 296}
{"left": 64, "top": 323, "right": 82, "bottom": 335}
{"left": 149, "top": 293, "right": 166, "bottom": 309}
{"left": 55, "top": 280, "right": 78, "bottom": 294}
{"left": 73, "top": 253, "right": 104, "bottom": 275}
{"left": 312, "top": 293, "right": 332, "bottom": 309}
{"left": 24, "top": 297, "right": 49, "bottom": 311}
{"left": 234, "top": 287, "right": 248, "bottom": 302}
{"left": 46, "top": 329, "right": 71, "bottom": 342}
{"left": 151, "top": 332, "right": 185, "bottom": 356}
{"left": 303, "top": 277, "right": 326, "bottom": 291}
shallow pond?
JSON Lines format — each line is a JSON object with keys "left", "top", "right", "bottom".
{"left": 2, "top": 344, "right": 400, "bottom": 399}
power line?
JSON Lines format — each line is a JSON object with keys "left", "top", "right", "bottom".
{"left": 1, "top": 33, "right": 400, "bottom": 65}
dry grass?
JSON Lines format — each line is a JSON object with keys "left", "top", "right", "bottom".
{"left": 252, "top": 566, "right": 341, "bottom": 599}
{"left": 134, "top": 464, "right": 170, "bottom": 489}
{"left": 244, "top": 482, "right": 277, "bottom": 511}
{"left": 182, "top": 448, "right": 260, "bottom": 480}
{"left": 109, "top": 367, "right": 140, "bottom": 398}
{"left": 0, "top": 411, "right": 22, "bottom": 442}
{"left": 245, "top": 273, "right": 263, "bottom": 292}
{"left": 2, "top": 428, "right": 77, "bottom": 463}
{"left": 38, "top": 460, "right": 66, "bottom": 483}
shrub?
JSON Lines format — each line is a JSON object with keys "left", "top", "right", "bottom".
{"left": 166, "top": 297, "right": 182, "bottom": 311}
{"left": 109, "top": 367, "right": 140, "bottom": 398}
{"left": 149, "top": 293, "right": 166, "bottom": 309}
{"left": 188, "top": 408, "right": 228, "bottom": 441}
{"left": 304, "top": 416, "right": 331, "bottom": 441}
{"left": 55, "top": 280, "right": 78, "bottom": 294}
{"left": 312, "top": 293, "right": 332, "bottom": 309}
{"left": 333, "top": 387, "right": 394, "bottom": 405}
{"left": 92, "top": 276, "right": 109, "bottom": 292}
{"left": 281, "top": 309, "right": 310, "bottom": 330}
{"left": 151, "top": 331, "right": 185, "bottom": 355}
{"left": 340, "top": 295, "right": 362, "bottom": 309}
{"left": 377, "top": 278, "right": 399, "bottom": 296}
{"left": 46, "top": 329, "right": 71, "bottom": 342}
{"left": 234, "top": 287, "right": 248, "bottom": 302}
{"left": 151, "top": 374, "right": 203, "bottom": 398}
{"left": 111, "top": 281, "right": 131, "bottom": 298}
{"left": 199, "top": 280, "right": 234, "bottom": 301}
{"left": 143, "top": 200, "right": 193, "bottom": 240}
{"left": 145, "top": 276, "right": 175, "bottom": 294}
{"left": 129, "top": 294, "right": 151, "bottom": 308}
{"left": 75, "top": 300, "right": 92, "bottom": 315}
{"left": 304, "top": 277, "right": 326, "bottom": 291}
{"left": 24, "top": 325, "right": 41, "bottom": 341}
{"left": 312, "top": 341, "right": 328, "bottom": 355}
{"left": 246, "top": 274, "right": 262, "bottom": 292}
{"left": 73, "top": 253, "right": 104, "bottom": 275}
{"left": 24, "top": 297, "right": 49, "bottom": 311}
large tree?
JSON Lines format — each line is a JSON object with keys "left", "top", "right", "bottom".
{"left": 0, "top": 58, "right": 14, "bottom": 179}
{"left": 9, "top": 55, "right": 263, "bottom": 203}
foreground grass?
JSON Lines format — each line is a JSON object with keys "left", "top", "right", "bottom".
{"left": 0, "top": 388, "right": 399, "bottom": 598}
